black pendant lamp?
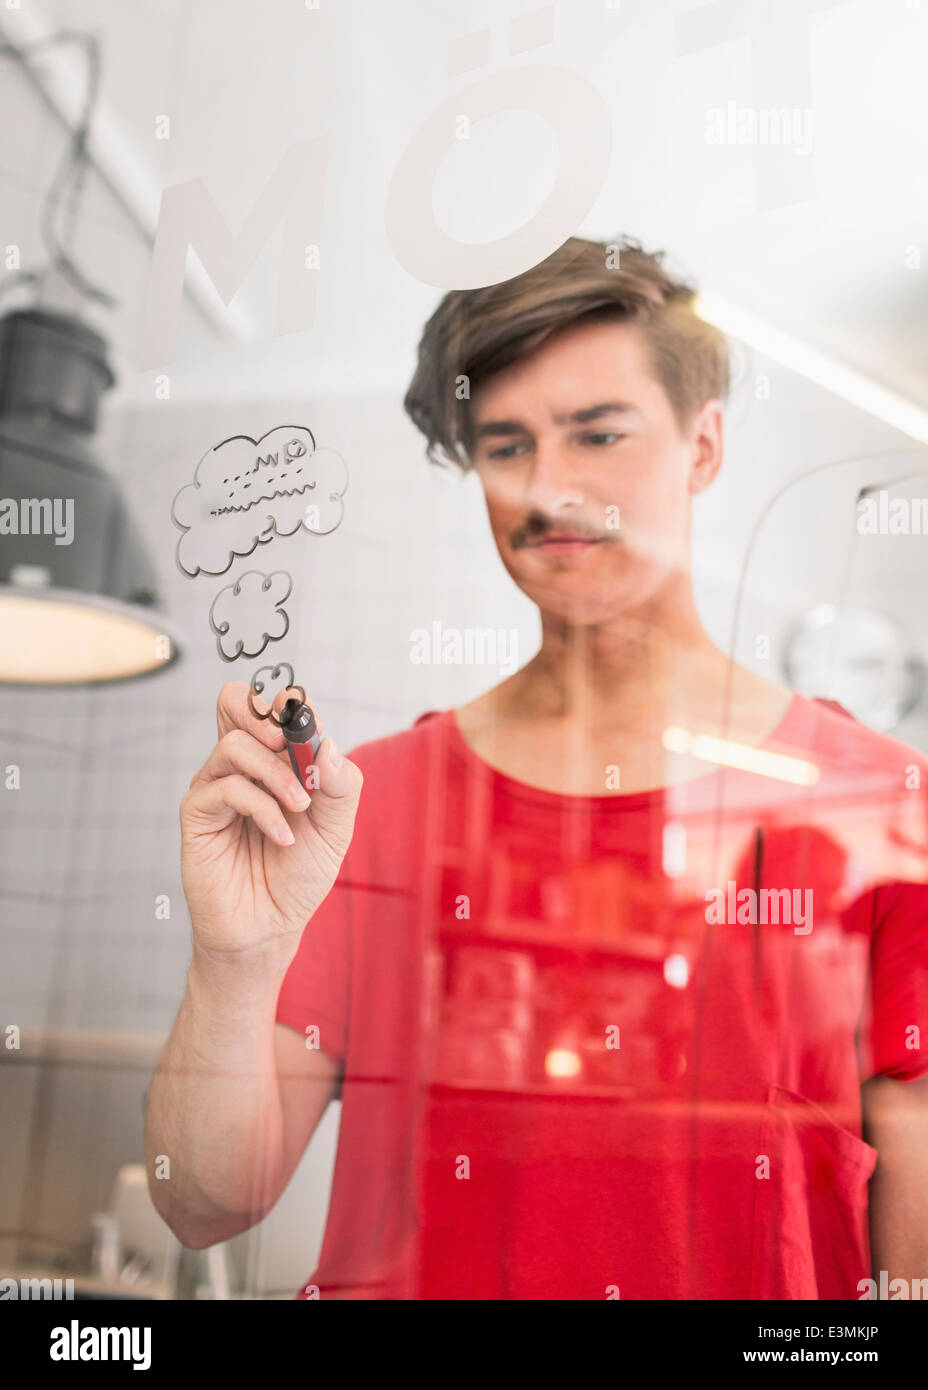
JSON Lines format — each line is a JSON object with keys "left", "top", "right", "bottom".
{"left": 0, "top": 307, "right": 180, "bottom": 683}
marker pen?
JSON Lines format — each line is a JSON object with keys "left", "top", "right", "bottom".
{"left": 279, "top": 696, "right": 323, "bottom": 789}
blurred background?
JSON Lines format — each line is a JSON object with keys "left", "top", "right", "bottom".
{"left": 1, "top": 0, "right": 927, "bottom": 1297}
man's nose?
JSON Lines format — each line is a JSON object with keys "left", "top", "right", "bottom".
{"left": 522, "top": 439, "right": 585, "bottom": 512}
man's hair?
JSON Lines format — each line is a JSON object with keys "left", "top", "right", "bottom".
{"left": 403, "top": 235, "right": 730, "bottom": 472}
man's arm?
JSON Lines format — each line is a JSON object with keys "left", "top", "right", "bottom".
{"left": 144, "top": 951, "right": 339, "bottom": 1249}
{"left": 862, "top": 1072, "right": 928, "bottom": 1286}
{"left": 147, "top": 680, "right": 361, "bottom": 1249}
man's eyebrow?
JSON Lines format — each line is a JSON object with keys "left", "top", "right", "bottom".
{"left": 474, "top": 402, "right": 638, "bottom": 438}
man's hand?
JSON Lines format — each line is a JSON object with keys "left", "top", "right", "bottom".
{"left": 180, "top": 681, "right": 363, "bottom": 964}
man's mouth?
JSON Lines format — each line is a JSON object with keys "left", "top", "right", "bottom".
{"left": 522, "top": 530, "right": 606, "bottom": 553}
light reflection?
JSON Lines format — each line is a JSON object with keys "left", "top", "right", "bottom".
{"left": 545, "top": 1047, "right": 583, "bottom": 1079}
{"left": 663, "top": 726, "right": 820, "bottom": 786}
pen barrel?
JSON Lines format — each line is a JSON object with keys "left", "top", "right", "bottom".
{"left": 286, "top": 732, "right": 322, "bottom": 789}
{"left": 280, "top": 700, "right": 322, "bottom": 789}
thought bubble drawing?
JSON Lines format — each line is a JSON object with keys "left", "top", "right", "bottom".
{"left": 208, "top": 569, "right": 292, "bottom": 662}
{"left": 172, "top": 425, "right": 348, "bottom": 577}
{"left": 249, "top": 662, "right": 301, "bottom": 713}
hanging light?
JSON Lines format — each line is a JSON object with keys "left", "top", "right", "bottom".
{"left": 0, "top": 27, "right": 180, "bottom": 684}
{"left": 0, "top": 306, "right": 180, "bottom": 683}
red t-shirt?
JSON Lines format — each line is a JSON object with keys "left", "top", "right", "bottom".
{"left": 275, "top": 693, "right": 928, "bottom": 1299}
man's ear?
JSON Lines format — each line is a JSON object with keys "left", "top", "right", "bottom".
{"left": 688, "top": 399, "right": 724, "bottom": 495}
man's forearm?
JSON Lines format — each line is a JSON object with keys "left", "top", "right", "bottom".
{"left": 864, "top": 1074, "right": 928, "bottom": 1290}
{"left": 144, "top": 947, "right": 291, "bottom": 1248}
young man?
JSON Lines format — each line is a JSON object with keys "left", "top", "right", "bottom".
{"left": 148, "top": 237, "right": 928, "bottom": 1300}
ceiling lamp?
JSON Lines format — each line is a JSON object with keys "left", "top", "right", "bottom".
{"left": 0, "top": 306, "right": 180, "bottom": 683}
{"left": 0, "top": 27, "right": 180, "bottom": 684}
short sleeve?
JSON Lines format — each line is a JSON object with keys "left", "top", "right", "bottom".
{"left": 860, "top": 879, "right": 928, "bottom": 1082}
{"left": 275, "top": 865, "right": 353, "bottom": 1076}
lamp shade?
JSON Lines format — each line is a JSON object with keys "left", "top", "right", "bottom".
{"left": 0, "top": 309, "right": 180, "bottom": 683}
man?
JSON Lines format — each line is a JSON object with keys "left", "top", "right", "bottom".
{"left": 146, "top": 236, "right": 928, "bottom": 1300}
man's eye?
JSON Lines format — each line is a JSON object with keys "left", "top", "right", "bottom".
{"left": 582, "top": 432, "right": 625, "bottom": 446}
{"left": 488, "top": 443, "right": 526, "bottom": 460}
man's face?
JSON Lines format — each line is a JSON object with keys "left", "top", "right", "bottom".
{"left": 469, "top": 318, "right": 723, "bottom": 627}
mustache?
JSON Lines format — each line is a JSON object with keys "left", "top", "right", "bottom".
{"left": 510, "top": 512, "right": 613, "bottom": 548}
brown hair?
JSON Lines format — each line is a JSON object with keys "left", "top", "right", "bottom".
{"left": 403, "top": 235, "right": 730, "bottom": 471}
